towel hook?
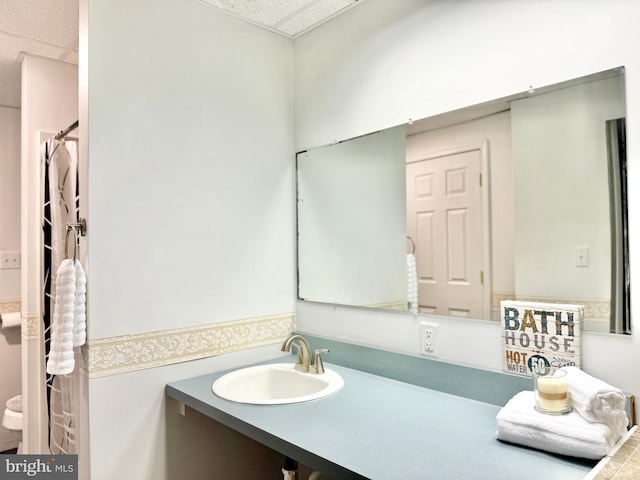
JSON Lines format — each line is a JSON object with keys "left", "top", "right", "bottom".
{"left": 68, "top": 218, "right": 87, "bottom": 237}
{"left": 406, "top": 236, "right": 416, "bottom": 254}
{"left": 64, "top": 227, "right": 78, "bottom": 261}
{"left": 64, "top": 218, "right": 87, "bottom": 261}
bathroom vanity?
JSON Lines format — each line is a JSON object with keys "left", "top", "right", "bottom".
{"left": 166, "top": 336, "right": 600, "bottom": 479}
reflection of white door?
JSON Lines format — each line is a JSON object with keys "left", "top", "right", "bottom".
{"left": 407, "top": 144, "right": 489, "bottom": 318}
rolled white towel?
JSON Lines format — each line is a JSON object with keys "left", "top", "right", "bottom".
{"left": 73, "top": 259, "right": 87, "bottom": 347}
{"left": 496, "top": 391, "right": 618, "bottom": 460}
{"left": 47, "top": 259, "right": 76, "bottom": 375}
{"left": 406, "top": 253, "right": 418, "bottom": 314}
{"left": 560, "top": 366, "right": 628, "bottom": 439}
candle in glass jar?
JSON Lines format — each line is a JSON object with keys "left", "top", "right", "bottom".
{"left": 534, "top": 370, "right": 569, "bottom": 413}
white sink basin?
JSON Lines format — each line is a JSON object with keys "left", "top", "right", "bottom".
{"left": 212, "top": 363, "right": 344, "bottom": 405}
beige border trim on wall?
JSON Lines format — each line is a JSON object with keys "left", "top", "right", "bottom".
{"left": 0, "top": 301, "right": 41, "bottom": 340}
{"left": 0, "top": 300, "right": 20, "bottom": 314}
{"left": 512, "top": 295, "right": 610, "bottom": 322}
{"left": 22, "top": 314, "right": 40, "bottom": 340}
{"left": 490, "top": 292, "right": 610, "bottom": 324}
{"left": 88, "top": 313, "right": 296, "bottom": 378}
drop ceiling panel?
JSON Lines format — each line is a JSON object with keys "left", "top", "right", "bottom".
{"left": 196, "top": 0, "right": 365, "bottom": 37}
{"left": 0, "top": 0, "right": 79, "bottom": 48}
{"left": 277, "top": 0, "right": 355, "bottom": 36}
{"left": 0, "top": 32, "right": 71, "bottom": 63}
{"left": 199, "top": 0, "right": 316, "bottom": 26}
{"left": 0, "top": 31, "right": 77, "bottom": 108}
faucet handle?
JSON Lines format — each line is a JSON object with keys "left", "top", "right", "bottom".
{"left": 313, "top": 348, "right": 329, "bottom": 374}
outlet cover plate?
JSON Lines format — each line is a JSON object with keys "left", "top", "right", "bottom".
{"left": 419, "top": 322, "right": 439, "bottom": 356}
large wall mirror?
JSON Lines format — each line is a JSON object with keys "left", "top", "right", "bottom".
{"left": 297, "top": 67, "right": 630, "bottom": 334}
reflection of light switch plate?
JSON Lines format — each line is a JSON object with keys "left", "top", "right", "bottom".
{"left": 575, "top": 247, "right": 589, "bottom": 267}
{"left": 0, "top": 251, "right": 21, "bottom": 269}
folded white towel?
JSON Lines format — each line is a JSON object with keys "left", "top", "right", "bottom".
{"left": 73, "top": 259, "right": 87, "bottom": 347}
{"left": 560, "top": 366, "right": 628, "bottom": 439}
{"left": 496, "top": 391, "right": 617, "bottom": 459}
{"left": 47, "top": 259, "right": 76, "bottom": 375}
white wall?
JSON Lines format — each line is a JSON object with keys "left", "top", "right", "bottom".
{"left": 87, "top": 0, "right": 295, "bottom": 340}
{"left": 85, "top": 0, "right": 295, "bottom": 478}
{"left": 294, "top": 0, "right": 640, "bottom": 400}
{"left": 0, "top": 106, "right": 21, "bottom": 300}
{"left": 0, "top": 105, "right": 22, "bottom": 451}
{"left": 512, "top": 76, "right": 623, "bottom": 302}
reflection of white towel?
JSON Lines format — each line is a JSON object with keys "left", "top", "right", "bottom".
{"left": 73, "top": 259, "right": 87, "bottom": 347}
{"left": 47, "top": 259, "right": 76, "bottom": 375}
{"left": 560, "top": 366, "right": 628, "bottom": 439}
{"left": 407, "top": 253, "right": 418, "bottom": 314}
{"left": 496, "top": 391, "right": 618, "bottom": 460}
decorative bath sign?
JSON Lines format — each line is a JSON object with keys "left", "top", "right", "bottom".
{"left": 501, "top": 300, "right": 583, "bottom": 377}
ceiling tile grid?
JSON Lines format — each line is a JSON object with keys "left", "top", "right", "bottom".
{"left": 198, "top": 0, "right": 315, "bottom": 26}
{"left": 276, "top": 0, "right": 356, "bottom": 37}
{"left": 0, "top": 31, "right": 77, "bottom": 108}
{"left": 195, "top": 0, "right": 364, "bottom": 37}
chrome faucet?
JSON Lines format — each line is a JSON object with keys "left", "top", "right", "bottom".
{"left": 281, "top": 334, "right": 328, "bottom": 374}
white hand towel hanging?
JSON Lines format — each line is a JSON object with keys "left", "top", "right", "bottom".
{"left": 46, "top": 259, "right": 76, "bottom": 375}
{"left": 407, "top": 253, "right": 418, "bottom": 314}
{"left": 73, "top": 259, "right": 87, "bottom": 347}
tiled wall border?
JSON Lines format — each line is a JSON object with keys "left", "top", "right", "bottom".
{"left": 0, "top": 300, "right": 20, "bottom": 315}
{"left": 22, "top": 314, "right": 40, "bottom": 339}
{"left": 490, "top": 292, "right": 610, "bottom": 321}
{"left": 87, "top": 313, "right": 296, "bottom": 378}
{"left": 0, "top": 300, "right": 42, "bottom": 340}
{"left": 0, "top": 300, "right": 31, "bottom": 336}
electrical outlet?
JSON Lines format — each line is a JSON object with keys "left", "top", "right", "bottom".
{"left": 419, "top": 322, "right": 438, "bottom": 356}
{"left": 0, "top": 251, "right": 21, "bottom": 270}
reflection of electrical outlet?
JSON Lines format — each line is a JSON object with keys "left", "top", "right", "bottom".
{"left": 420, "top": 322, "right": 438, "bottom": 356}
{"left": 575, "top": 247, "right": 589, "bottom": 267}
{"left": 0, "top": 251, "right": 21, "bottom": 270}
